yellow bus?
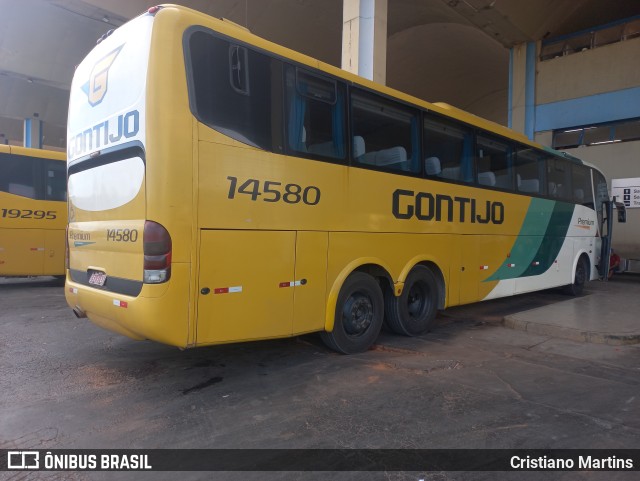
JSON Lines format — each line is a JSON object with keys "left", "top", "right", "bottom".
{"left": 65, "top": 4, "right": 622, "bottom": 353}
{"left": 0, "top": 145, "right": 67, "bottom": 277}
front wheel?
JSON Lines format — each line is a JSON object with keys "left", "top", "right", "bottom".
{"left": 384, "top": 265, "right": 438, "bottom": 336}
{"left": 321, "top": 272, "right": 384, "bottom": 354}
{"left": 564, "top": 256, "right": 588, "bottom": 296}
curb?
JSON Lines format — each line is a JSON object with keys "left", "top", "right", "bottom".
{"left": 503, "top": 315, "right": 640, "bottom": 345}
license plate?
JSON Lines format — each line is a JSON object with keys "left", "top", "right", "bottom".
{"left": 88, "top": 271, "right": 107, "bottom": 286}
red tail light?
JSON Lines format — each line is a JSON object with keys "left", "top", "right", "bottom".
{"left": 143, "top": 221, "right": 171, "bottom": 283}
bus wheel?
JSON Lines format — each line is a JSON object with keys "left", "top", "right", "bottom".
{"left": 564, "top": 256, "right": 588, "bottom": 296}
{"left": 321, "top": 272, "right": 384, "bottom": 354}
{"left": 385, "top": 266, "right": 438, "bottom": 336}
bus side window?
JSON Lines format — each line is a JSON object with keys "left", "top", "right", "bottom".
{"left": 572, "top": 164, "right": 595, "bottom": 208}
{"left": 351, "top": 89, "right": 420, "bottom": 174}
{"left": 46, "top": 160, "right": 67, "bottom": 201}
{"left": 423, "top": 115, "right": 472, "bottom": 183}
{"left": 593, "top": 169, "right": 609, "bottom": 228}
{"left": 547, "top": 157, "right": 572, "bottom": 201}
{"left": 284, "top": 65, "right": 346, "bottom": 161}
{"left": 516, "top": 146, "right": 547, "bottom": 195}
{"left": 0, "top": 153, "right": 39, "bottom": 199}
{"left": 476, "top": 134, "right": 513, "bottom": 190}
{"left": 187, "top": 31, "right": 284, "bottom": 152}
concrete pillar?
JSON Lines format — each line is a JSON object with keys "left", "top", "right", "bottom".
{"left": 509, "top": 44, "right": 527, "bottom": 135}
{"left": 342, "top": 0, "right": 387, "bottom": 84}
{"left": 509, "top": 42, "right": 537, "bottom": 140}
{"left": 24, "top": 116, "right": 43, "bottom": 149}
{"left": 523, "top": 42, "right": 537, "bottom": 141}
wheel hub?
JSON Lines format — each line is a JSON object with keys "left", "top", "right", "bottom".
{"left": 343, "top": 293, "right": 373, "bottom": 335}
{"left": 406, "top": 283, "right": 427, "bottom": 319}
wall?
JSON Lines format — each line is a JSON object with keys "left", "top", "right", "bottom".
{"left": 515, "top": 27, "right": 640, "bottom": 264}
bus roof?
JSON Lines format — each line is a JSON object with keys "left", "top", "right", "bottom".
{"left": 0, "top": 144, "right": 65, "bottom": 161}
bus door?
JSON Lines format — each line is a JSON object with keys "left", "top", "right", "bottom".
{"left": 196, "top": 230, "right": 295, "bottom": 344}
{"left": 598, "top": 200, "right": 613, "bottom": 279}
{"left": 598, "top": 198, "right": 627, "bottom": 279}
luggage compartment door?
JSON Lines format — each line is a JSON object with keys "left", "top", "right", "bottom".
{"left": 197, "top": 230, "right": 295, "bottom": 345}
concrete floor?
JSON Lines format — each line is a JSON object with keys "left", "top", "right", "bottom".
{"left": 1, "top": 276, "right": 639, "bottom": 481}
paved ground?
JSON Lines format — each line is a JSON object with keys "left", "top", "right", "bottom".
{"left": 502, "top": 274, "right": 640, "bottom": 345}
{"left": 1, "top": 276, "right": 639, "bottom": 481}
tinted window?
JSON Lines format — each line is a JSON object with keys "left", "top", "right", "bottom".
{"left": 0, "top": 153, "right": 39, "bottom": 199}
{"left": 187, "top": 30, "right": 283, "bottom": 152}
{"left": 476, "top": 135, "right": 513, "bottom": 190}
{"left": 423, "top": 116, "right": 473, "bottom": 183}
{"left": 593, "top": 169, "right": 609, "bottom": 227}
{"left": 285, "top": 65, "right": 346, "bottom": 160}
{"left": 572, "top": 164, "right": 594, "bottom": 208}
{"left": 46, "top": 160, "right": 67, "bottom": 201}
{"left": 351, "top": 90, "right": 420, "bottom": 174}
{"left": 547, "top": 157, "right": 572, "bottom": 201}
{"left": 515, "top": 147, "right": 547, "bottom": 195}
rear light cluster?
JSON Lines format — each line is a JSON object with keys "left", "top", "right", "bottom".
{"left": 143, "top": 221, "right": 171, "bottom": 284}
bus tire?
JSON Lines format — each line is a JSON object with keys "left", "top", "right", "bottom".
{"left": 321, "top": 272, "right": 384, "bottom": 354}
{"left": 564, "top": 256, "right": 588, "bottom": 296}
{"left": 384, "top": 265, "right": 438, "bottom": 336}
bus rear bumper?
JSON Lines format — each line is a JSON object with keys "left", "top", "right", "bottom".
{"left": 65, "top": 263, "right": 191, "bottom": 347}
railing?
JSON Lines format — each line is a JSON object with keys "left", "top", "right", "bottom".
{"left": 540, "top": 16, "right": 640, "bottom": 61}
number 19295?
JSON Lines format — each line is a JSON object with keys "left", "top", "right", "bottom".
{"left": 1, "top": 208, "right": 57, "bottom": 219}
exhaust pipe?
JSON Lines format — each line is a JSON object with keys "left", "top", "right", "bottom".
{"left": 72, "top": 306, "right": 87, "bottom": 319}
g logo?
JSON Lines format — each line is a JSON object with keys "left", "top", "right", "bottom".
{"left": 82, "top": 45, "right": 123, "bottom": 106}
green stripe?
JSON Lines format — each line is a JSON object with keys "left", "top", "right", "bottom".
{"left": 74, "top": 241, "right": 96, "bottom": 247}
{"left": 520, "top": 201, "right": 574, "bottom": 277}
{"left": 484, "top": 198, "right": 575, "bottom": 282}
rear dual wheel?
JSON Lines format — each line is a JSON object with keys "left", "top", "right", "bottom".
{"left": 321, "top": 272, "right": 384, "bottom": 354}
{"left": 384, "top": 266, "right": 438, "bottom": 336}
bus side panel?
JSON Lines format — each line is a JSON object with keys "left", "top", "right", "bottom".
{"left": 292, "top": 231, "right": 328, "bottom": 335}
{"left": 0, "top": 229, "right": 44, "bottom": 275}
{"left": 0, "top": 186, "right": 66, "bottom": 276}
{"left": 196, "top": 230, "right": 295, "bottom": 345}
{"left": 326, "top": 231, "right": 453, "bottom": 306}
{"left": 43, "top": 229, "right": 65, "bottom": 275}
{"left": 458, "top": 236, "right": 479, "bottom": 304}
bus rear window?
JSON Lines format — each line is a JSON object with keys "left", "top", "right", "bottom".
{"left": 68, "top": 156, "right": 144, "bottom": 212}
{"left": 186, "top": 29, "right": 284, "bottom": 152}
